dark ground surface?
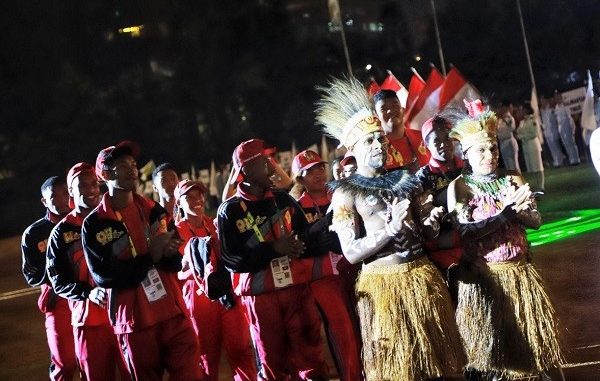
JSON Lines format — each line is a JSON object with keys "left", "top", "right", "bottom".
{"left": 1, "top": 164, "right": 600, "bottom": 380}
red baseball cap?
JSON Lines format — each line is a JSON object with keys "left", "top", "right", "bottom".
{"left": 340, "top": 151, "right": 356, "bottom": 166}
{"left": 174, "top": 179, "right": 208, "bottom": 201}
{"left": 292, "top": 150, "right": 326, "bottom": 177}
{"left": 66, "top": 162, "right": 95, "bottom": 208}
{"left": 230, "top": 139, "right": 268, "bottom": 185}
{"left": 95, "top": 140, "right": 140, "bottom": 181}
{"left": 421, "top": 116, "right": 451, "bottom": 141}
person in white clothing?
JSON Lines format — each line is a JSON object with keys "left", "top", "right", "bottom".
{"left": 496, "top": 101, "right": 521, "bottom": 172}
{"left": 554, "top": 93, "right": 581, "bottom": 165}
{"left": 517, "top": 104, "right": 545, "bottom": 192}
{"left": 540, "top": 97, "right": 564, "bottom": 167}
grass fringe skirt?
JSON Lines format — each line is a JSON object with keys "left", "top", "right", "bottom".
{"left": 456, "top": 259, "right": 563, "bottom": 378}
{"left": 356, "top": 257, "right": 466, "bottom": 381}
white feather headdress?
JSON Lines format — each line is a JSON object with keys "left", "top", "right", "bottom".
{"left": 315, "top": 76, "right": 383, "bottom": 148}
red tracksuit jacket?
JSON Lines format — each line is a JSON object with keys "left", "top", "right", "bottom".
{"left": 82, "top": 193, "right": 187, "bottom": 334}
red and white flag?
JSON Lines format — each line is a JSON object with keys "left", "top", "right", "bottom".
{"left": 405, "top": 71, "right": 426, "bottom": 115}
{"left": 367, "top": 78, "right": 381, "bottom": 97}
{"left": 406, "top": 68, "right": 444, "bottom": 130}
{"left": 438, "top": 67, "right": 481, "bottom": 110}
{"left": 380, "top": 71, "right": 408, "bottom": 107}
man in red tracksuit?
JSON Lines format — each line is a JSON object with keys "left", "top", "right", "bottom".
{"left": 81, "top": 141, "right": 204, "bottom": 381}
{"left": 47, "top": 162, "right": 128, "bottom": 381}
{"left": 174, "top": 179, "right": 256, "bottom": 381}
{"left": 374, "top": 89, "right": 430, "bottom": 173}
{"left": 415, "top": 116, "right": 464, "bottom": 302}
{"left": 291, "top": 150, "right": 363, "bottom": 381}
{"left": 218, "top": 139, "right": 329, "bottom": 381}
{"left": 21, "top": 175, "right": 77, "bottom": 381}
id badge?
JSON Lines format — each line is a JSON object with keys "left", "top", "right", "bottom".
{"left": 329, "top": 252, "right": 342, "bottom": 275}
{"left": 142, "top": 267, "right": 167, "bottom": 302}
{"left": 270, "top": 256, "right": 293, "bottom": 288}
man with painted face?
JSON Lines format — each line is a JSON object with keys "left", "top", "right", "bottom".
{"left": 152, "top": 162, "right": 180, "bottom": 217}
{"left": 317, "top": 77, "right": 464, "bottom": 381}
{"left": 218, "top": 139, "right": 329, "bottom": 381}
{"left": 22, "top": 176, "right": 77, "bottom": 381}
{"left": 47, "top": 162, "right": 127, "bottom": 380}
{"left": 82, "top": 141, "right": 204, "bottom": 381}
{"left": 415, "top": 116, "right": 464, "bottom": 298}
{"left": 373, "top": 89, "right": 430, "bottom": 173}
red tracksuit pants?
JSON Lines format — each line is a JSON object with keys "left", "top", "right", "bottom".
{"left": 117, "top": 314, "right": 204, "bottom": 381}
{"left": 44, "top": 299, "right": 77, "bottom": 381}
{"left": 188, "top": 292, "right": 256, "bottom": 381}
{"left": 242, "top": 285, "right": 328, "bottom": 381}
{"left": 74, "top": 324, "right": 129, "bottom": 381}
{"left": 309, "top": 276, "right": 363, "bottom": 381}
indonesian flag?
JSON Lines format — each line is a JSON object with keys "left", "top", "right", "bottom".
{"left": 406, "top": 68, "right": 444, "bottom": 130}
{"left": 581, "top": 69, "right": 598, "bottom": 132}
{"left": 380, "top": 71, "right": 409, "bottom": 108}
{"left": 405, "top": 71, "right": 426, "bottom": 115}
{"left": 367, "top": 78, "right": 381, "bottom": 97}
{"left": 438, "top": 67, "right": 481, "bottom": 110}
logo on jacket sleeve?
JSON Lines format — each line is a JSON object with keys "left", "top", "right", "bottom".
{"left": 63, "top": 231, "right": 81, "bottom": 244}
{"left": 37, "top": 239, "right": 48, "bottom": 253}
{"left": 96, "top": 228, "right": 125, "bottom": 246}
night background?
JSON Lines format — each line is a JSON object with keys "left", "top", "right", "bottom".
{"left": 1, "top": 0, "right": 598, "bottom": 236}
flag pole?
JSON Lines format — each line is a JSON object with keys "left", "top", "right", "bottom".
{"left": 340, "top": 23, "right": 353, "bottom": 76}
{"left": 328, "top": 0, "right": 353, "bottom": 76}
{"left": 516, "top": 0, "right": 536, "bottom": 89}
{"left": 430, "top": 0, "right": 446, "bottom": 76}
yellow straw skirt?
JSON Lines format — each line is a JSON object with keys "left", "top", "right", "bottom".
{"left": 456, "top": 259, "right": 563, "bottom": 378}
{"left": 356, "top": 257, "right": 466, "bottom": 381}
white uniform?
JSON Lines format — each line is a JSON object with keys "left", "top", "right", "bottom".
{"left": 517, "top": 115, "right": 545, "bottom": 191}
{"left": 555, "top": 103, "right": 581, "bottom": 165}
{"left": 540, "top": 107, "right": 564, "bottom": 167}
{"left": 497, "top": 112, "right": 521, "bottom": 172}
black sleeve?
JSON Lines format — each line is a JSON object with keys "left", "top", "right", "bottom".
{"left": 46, "top": 224, "right": 92, "bottom": 301}
{"left": 458, "top": 207, "right": 516, "bottom": 240}
{"left": 218, "top": 200, "right": 279, "bottom": 273}
{"left": 82, "top": 215, "right": 153, "bottom": 289}
{"left": 155, "top": 254, "right": 183, "bottom": 273}
{"left": 21, "top": 221, "right": 50, "bottom": 287}
{"left": 282, "top": 195, "right": 332, "bottom": 258}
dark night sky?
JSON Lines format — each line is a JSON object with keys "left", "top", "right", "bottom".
{"left": 0, "top": 0, "right": 598, "bottom": 235}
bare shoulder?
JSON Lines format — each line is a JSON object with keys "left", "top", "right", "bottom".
{"left": 504, "top": 170, "right": 526, "bottom": 186}
{"left": 447, "top": 174, "right": 469, "bottom": 212}
{"left": 331, "top": 188, "right": 357, "bottom": 228}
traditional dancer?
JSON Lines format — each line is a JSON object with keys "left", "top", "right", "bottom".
{"left": 316, "top": 76, "right": 465, "bottom": 381}
{"left": 447, "top": 99, "right": 563, "bottom": 379}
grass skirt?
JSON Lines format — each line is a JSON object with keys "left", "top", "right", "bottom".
{"left": 356, "top": 257, "right": 465, "bottom": 381}
{"left": 456, "top": 259, "right": 563, "bottom": 378}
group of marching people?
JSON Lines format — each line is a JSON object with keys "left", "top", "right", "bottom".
{"left": 22, "top": 75, "right": 563, "bottom": 381}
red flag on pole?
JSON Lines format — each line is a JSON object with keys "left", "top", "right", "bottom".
{"left": 438, "top": 67, "right": 481, "bottom": 110}
{"left": 406, "top": 68, "right": 444, "bottom": 130}
{"left": 367, "top": 78, "right": 381, "bottom": 97}
{"left": 405, "top": 71, "right": 426, "bottom": 115}
{"left": 380, "top": 71, "right": 403, "bottom": 92}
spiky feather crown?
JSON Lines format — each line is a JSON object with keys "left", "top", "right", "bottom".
{"left": 315, "top": 76, "right": 383, "bottom": 148}
{"left": 449, "top": 99, "right": 498, "bottom": 152}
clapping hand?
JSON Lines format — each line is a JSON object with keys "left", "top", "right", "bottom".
{"left": 504, "top": 184, "right": 533, "bottom": 213}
